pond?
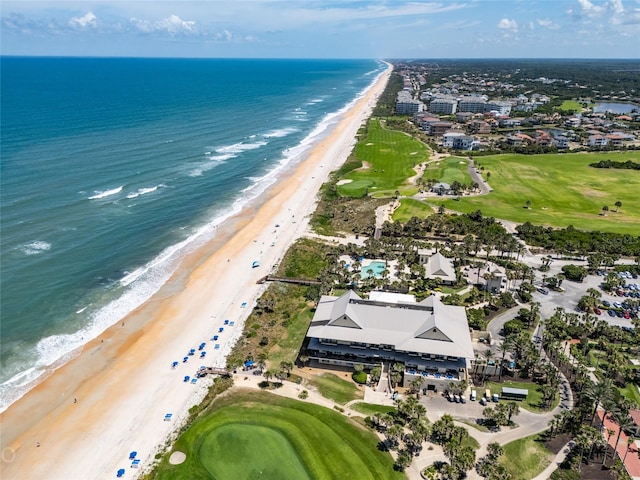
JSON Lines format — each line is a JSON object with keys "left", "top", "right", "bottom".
{"left": 593, "top": 102, "right": 639, "bottom": 114}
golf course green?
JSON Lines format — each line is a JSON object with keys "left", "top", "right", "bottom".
{"left": 400, "top": 152, "right": 640, "bottom": 235}
{"left": 337, "top": 119, "right": 429, "bottom": 198}
{"left": 154, "top": 391, "right": 404, "bottom": 480}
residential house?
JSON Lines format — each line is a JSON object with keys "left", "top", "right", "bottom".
{"left": 588, "top": 135, "right": 608, "bottom": 148}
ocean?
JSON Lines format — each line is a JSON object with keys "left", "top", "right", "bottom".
{"left": 0, "top": 57, "right": 385, "bottom": 411}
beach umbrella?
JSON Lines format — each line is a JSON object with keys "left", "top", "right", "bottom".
{"left": 117, "top": 468, "right": 125, "bottom": 477}
{"left": 183, "top": 357, "right": 188, "bottom": 363}
{"left": 129, "top": 451, "right": 137, "bottom": 459}
{"left": 200, "top": 351, "right": 206, "bottom": 358}
{"left": 184, "top": 376, "right": 190, "bottom": 382}
{"left": 171, "top": 361, "right": 178, "bottom": 368}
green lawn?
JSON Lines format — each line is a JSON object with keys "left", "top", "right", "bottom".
{"left": 619, "top": 384, "right": 640, "bottom": 406}
{"left": 440, "top": 152, "right": 640, "bottom": 235}
{"left": 337, "top": 119, "right": 430, "bottom": 197}
{"left": 306, "top": 373, "right": 364, "bottom": 405}
{"left": 350, "top": 402, "right": 397, "bottom": 416}
{"left": 423, "top": 156, "right": 473, "bottom": 185}
{"left": 155, "top": 391, "right": 403, "bottom": 480}
{"left": 559, "top": 100, "right": 582, "bottom": 112}
{"left": 484, "top": 380, "right": 557, "bottom": 412}
{"left": 393, "top": 198, "right": 436, "bottom": 223}
{"left": 499, "top": 434, "right": 553, "bottom": 480}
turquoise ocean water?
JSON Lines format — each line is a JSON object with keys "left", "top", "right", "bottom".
{"left": 0, "top": 57, "right": 385, "bottom": 410}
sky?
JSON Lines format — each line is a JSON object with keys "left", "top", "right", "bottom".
{"left": 1, "top": 0, "right": 639, "bottom": 58}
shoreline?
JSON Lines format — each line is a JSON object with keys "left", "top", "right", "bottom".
{"left": 0, "top": 63, "right": 392, "bottom": 479}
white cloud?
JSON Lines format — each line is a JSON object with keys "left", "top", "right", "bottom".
{"left": 537, "top": 18, "right": 560, "bottom": 29}
{"left": 497, "top": 18, "right": 518, "bottom": 32}
{"left": 130, "top": 14, "right": 196, "bottom": 35}
{"left": 213, "top": 29, "right": 233, "bottom": 41}
{"left": 69, "top": 11, "right": 96, "bottom": 29}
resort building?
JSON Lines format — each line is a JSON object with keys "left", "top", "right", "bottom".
{"left": 420, "top": 251, "right": 457, "bottom": 285}
{"left": 465, "top": 263, "right": 508, "bottom": 293}
{"left": 429, "top": 97, "right": 458, "bottom": 114}
{"left": 304, "top": 291, "right": 474, "bottom": 390}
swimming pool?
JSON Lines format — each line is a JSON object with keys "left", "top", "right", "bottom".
{"left": 360, "top": 260, "right": 386, "bottom": 279}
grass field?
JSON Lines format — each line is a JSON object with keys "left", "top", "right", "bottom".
{"left": 306, "top": 372, "right": 364, "bottom": 404}
{"left": 559, "top": 100, "right": 583, "bottom": 112}
{"left": 484, "top": 380, "right": 558, "bottom": 413}
{"left": 393, "top": 198, "right": 436, "bottom": 223}
{"left": 155, "top": 391, "right": 403, "bottom": 480}
{"left": 350, "top": 402, "right": 397, "bottom": 416}
{"left": 423, "top": 156, "right": 473, "bottom": 186}
{"left": 431, "top": 152, "right": 640, "bottom": 235}
{"left": 499, "top": 434, "right": 553, "bottom": 480}
{"left": 337, "top": 119, "right": 429, "bottom": 197}
{"left": 267, "top": 307, "right": 313, "bottom": 368}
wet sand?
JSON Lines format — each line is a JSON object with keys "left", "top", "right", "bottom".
{"left": 0, "top": 64, "right": 391, "bottom": 479}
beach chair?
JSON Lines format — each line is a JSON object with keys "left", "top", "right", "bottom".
{"left": 230, "top": 321, "right": 235, "bottom": 326}
{"left": 190, "top": 378, "right": 197, "bottom": 384}
{"left": 164, "top": 413, "right": 172, "bottom": 421}
{"left": 214, "top": 344, "right": 220, "bottom": 350}
{"left": 131, "top": 459, "right": 140, "bottom": 468}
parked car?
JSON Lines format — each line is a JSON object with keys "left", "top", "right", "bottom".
{"left": 609, "top": 310, "right": 616, "bottom": 317}
{"left": 603, "top": 300, "right": 611, "bottom": 307}
{"left": 537, "top": 288, "right": 549, "bottom": 295}
{"left": 594, "top": 308, "right": 602, "bottom": 315}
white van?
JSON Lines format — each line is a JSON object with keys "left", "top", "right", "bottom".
{"left": 470, "top": 390, "right": 477, "bottom": 401}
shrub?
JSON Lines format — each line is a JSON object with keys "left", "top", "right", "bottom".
{"left": 298, "top": 390, "right": 308, "bottom": 399}
{"left": 352, "top": 371, "right": 368, "bottom": 384}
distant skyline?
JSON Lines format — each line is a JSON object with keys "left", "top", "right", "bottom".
{"left": 2, "top": 0, "right": 639, "bottom": 59}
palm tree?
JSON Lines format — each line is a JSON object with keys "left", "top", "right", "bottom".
{"left": 613, "top": 414, "right": 635, "bottom": 461}
{"left": 623, "top": 436, "right": 635, "bottom": 463}
{"left": 615, "top": 201, "right": 622, "bottom": 212}
{"left": 584, "top": 377, "right": 615, "bottom": 426}
{"left": 481, "top": 349, "right": 495, "bottom": 384}
{"left": 602, "top": 205, "right": 609, "bottom": 215}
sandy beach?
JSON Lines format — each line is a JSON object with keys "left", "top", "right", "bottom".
{"left": 0, "top": 64, "right": 391, "bottom": 479}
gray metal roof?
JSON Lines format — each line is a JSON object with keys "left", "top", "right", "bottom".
{"left": 307, "top": 291, "right": 474, "bottom": 360}
{"left": 425, "top": 252, "right": 456, "bottom": 283}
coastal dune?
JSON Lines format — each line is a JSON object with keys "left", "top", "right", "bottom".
{"left": 0, "top": 64, "right": 391, "bottom": 479}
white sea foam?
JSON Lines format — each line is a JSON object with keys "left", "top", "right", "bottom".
{"left": 20, "top": 241, "right": 51, "bottom": 255}
{"left": 76, "top": 306, "right": 88, "bottom": 314}
{"left": 215, "top": 141, "right": 267, "bottom": 155}
{"left": 126, "top": 186, "right": 159, "bottom": 199}
{"left": 262, "top": 127, "right": 298, "bottom": 138}
{"left": 88, "top": 186, "right": 123, "bottom": 200}
{"left": 0, "top": 63, "right": 389, "bottom": 413}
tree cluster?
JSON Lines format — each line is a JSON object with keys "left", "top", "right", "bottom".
{"left": 589, "top": 159, "right": 640, "bottom": 170}
{"left": 516, "top": 222, "right": 640, "bottom": 257}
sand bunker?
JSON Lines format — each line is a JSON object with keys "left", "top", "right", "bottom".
{"left": 169, "top": 451, "right": 186, "bottom": 465}
{"left": 336, "top": 179, "right": 353, "bottom": 185}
